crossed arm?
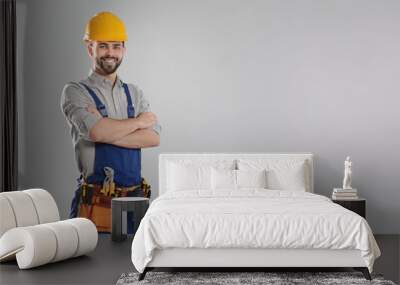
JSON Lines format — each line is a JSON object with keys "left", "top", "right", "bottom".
{"left": 87, "top": 106, "right": 160, "bottom": 149}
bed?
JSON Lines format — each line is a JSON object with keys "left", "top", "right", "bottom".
{"left": 131, "top": 153, "right": 381, "bottom": 280}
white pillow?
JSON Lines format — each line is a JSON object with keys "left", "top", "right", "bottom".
{"left": 237, "top": 169, "right": 267, "bottom": 189}
{"left": 211, "top": 169, "right": 268, "bottom": 190}
{"left": 237, "top": 159, "right": 308, "bottom": 191}
{"left": 211, "top": 168, "right": 236, "bottom": 190}
{"left": 167, "top": 163, "right": 212, "bottom": 191}
{"left": 166, "top": 160, "right": 236, "bottom": 192}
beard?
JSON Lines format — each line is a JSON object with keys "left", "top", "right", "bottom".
{"left": 95, "top": 56, "right": 122, "bottom": 75}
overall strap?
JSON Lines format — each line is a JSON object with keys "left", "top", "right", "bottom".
{"left": 122, "top": 83, "right": 135, "bottom": 118}
{"left": 80, "top": 82, "right": 108, "bottom": 117}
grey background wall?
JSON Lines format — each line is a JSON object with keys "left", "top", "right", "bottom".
{"left": 16, "top": 0, "right": 399, "bottom": 234}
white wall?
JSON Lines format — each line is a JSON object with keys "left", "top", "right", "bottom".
{"left": 17, "top": 0, "right": 400, "bottom": 233}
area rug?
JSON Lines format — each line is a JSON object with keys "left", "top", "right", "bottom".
{"left": 116, "top": 271, "right": 396, "bottom": 285}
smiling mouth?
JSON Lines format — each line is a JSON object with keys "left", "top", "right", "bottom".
{"left": 97, "top": 56, "right": 121, "bottom": 74}
{"left": 102, "top": 58, "right": 117, "bottom": 63}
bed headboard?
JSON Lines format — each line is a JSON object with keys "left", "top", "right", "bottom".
{"left": 159, "top": 153, "right": 314, "bottom": 195}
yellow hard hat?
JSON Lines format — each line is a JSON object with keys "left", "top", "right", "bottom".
{"left": 83, "top": 12, "right": 128, "bottom": 41}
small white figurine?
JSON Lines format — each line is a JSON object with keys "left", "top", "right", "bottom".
{"left": 342, "top": 156, "right": 352, "bottom": 189}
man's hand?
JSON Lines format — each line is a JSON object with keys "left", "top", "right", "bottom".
{"left": 136, "top": 112, "right": 158, "bottom": 129}
{"left": 87, "top": 105, "right": 102, "bottom": 119}
{"left": 112, "top": 129, "right": 160, "bottom": 149}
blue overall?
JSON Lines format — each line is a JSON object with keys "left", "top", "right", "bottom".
{"left": 69, "top": 82, "right": 144, "bottom": 233}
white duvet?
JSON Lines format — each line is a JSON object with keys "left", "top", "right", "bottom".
{"left": 131, "top": 189, "right": 380, "bottom": 273}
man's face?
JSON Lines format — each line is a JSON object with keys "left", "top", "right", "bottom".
{"left": 88, "top": 41, "right": 125, "bottom": 75}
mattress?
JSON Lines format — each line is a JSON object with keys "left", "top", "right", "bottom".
{"left": 131, "top": 189, "right": 380, "bottom": 273}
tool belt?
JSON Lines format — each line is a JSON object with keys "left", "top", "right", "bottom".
{"left": 78, "top": 178, "right": 151, "bottom": 233}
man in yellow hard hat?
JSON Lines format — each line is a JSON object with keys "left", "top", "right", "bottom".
{"left": 61, "top": 12, "right": 161, "bottom": 232}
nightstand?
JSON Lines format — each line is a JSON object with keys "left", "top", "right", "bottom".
{"left": 332, "top": 198, "right": 366, "bottom": 218}
{"left": 111, "top": 197, "right": 149, "bottom": 242}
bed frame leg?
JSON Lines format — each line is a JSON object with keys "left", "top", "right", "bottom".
{"left": 138, "top": 268, "right": 148, "bottom": 281}
{"left": 354, "top": 267, "right": 371, "bottom": 280}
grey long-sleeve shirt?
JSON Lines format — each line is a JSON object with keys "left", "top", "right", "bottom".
{"left": 61, "top": 70, "right": 161, "bottom": 179}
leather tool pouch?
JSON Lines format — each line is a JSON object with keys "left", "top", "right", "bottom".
{"left": 78, "top": 179, "right": 151, "bottom": 232}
